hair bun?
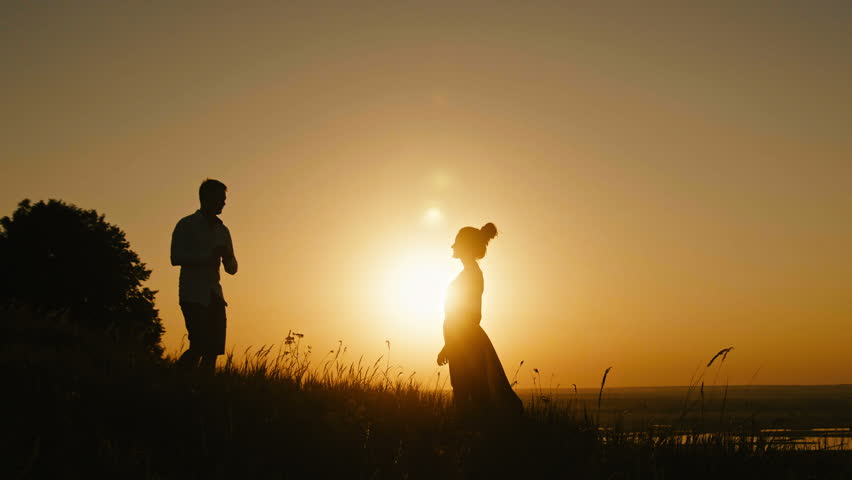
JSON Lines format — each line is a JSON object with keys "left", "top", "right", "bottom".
{"left": 479, "top": 222, "right": 498, "bottom": 243}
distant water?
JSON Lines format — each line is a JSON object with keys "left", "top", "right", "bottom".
{"left": 513, "top": 385, "right": 852, "bottom": 451}
{"left": 755, "top": 428, "right": 851, "bottom": 450}
{"left": 515, "top": 385, "right": 852, "bottom": 432}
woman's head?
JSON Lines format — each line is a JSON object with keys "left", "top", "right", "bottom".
{"left": 452, "top": 222, "right": 498, "bottom": 260}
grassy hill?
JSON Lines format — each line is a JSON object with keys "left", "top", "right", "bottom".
{"left": 2, "top": 310, "right": 851, "bottom": 479}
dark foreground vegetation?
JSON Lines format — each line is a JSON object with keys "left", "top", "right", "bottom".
{"left": 2, "top": 311, "right": 852, "bottom": 479}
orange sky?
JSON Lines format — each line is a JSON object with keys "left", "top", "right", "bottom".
{"left": 2, "top": 3, "right": 851, "bottom": 387}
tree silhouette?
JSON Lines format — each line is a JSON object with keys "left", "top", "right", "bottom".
{"left": 0, "top": 199, "right": 164, "bottom": 355}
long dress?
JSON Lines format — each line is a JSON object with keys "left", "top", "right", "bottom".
{"left": 443, "top": 263, "right": 523, "bottom": 416}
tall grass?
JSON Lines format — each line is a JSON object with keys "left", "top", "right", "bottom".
{"left": 211, "top": 333, "right": 429, "bottom": 398}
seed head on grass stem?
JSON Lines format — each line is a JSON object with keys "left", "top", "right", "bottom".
{"left": 511, "top": 360, "right": 524, "bottom": 388}
{"left": 598, "top": 366, "right": 612, "bottom": 411}
{"left": 707, "top": 347, "right": 733, "bottom": 367}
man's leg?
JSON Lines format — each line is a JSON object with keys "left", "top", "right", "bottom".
{"left": 177, "top": 348, "right": 201, "bottom": 367}
{"left": 199, "top": 355, "right": 217, "bottom": 374}
{"left": 177, "top": 303, "right": 203, "bottom": 368}
{"left": 199, "top": 295, "right": 227, "bottom": 375}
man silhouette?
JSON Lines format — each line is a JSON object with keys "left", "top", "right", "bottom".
{"left": 170, "top": 179, "right": 238, "bottom": 372}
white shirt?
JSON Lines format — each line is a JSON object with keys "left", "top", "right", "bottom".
{"left": 170, "top": 210, "right": 238, "bottom": 306}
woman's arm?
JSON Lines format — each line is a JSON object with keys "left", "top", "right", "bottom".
{"left": 466, "top": 270, "right": 484, "bottom": 325}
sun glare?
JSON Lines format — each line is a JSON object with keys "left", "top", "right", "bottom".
{"left": 385, "top": 250, "right": 457, "bottom": 323}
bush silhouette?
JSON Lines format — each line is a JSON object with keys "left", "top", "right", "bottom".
{"left": 0, "top": 199, "right": 164, "bottom": 355}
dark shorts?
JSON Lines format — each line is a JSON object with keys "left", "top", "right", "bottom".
{"left": 180, "top": 295, "right": 227, "bottom": 356}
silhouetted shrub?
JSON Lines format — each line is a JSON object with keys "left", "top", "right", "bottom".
{"left": 0, "top": 199, "right": 163, "bottom": 355}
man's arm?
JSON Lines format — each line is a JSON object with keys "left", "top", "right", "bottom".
{"left": 170, "top": 219, "right": 213, "bottom": 266}
{"left": 222, "top": 226, "right": 238, "bottom": 275}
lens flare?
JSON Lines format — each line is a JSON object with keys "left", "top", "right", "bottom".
{"left": 423, "top": 207, "right": 442, "bottom": 225}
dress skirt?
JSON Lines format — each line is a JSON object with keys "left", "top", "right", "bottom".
{"left": 447, "top": 325, "right": 523, "bottom": 416}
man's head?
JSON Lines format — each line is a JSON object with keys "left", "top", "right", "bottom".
{"left": 199, "top": 179, "right": 227, "bottom": 215}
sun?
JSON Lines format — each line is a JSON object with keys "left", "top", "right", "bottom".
{"left": 385, "top": 249, "right": 458, "bottom": 321}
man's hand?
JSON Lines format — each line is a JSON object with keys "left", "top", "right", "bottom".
{"left": 436, "top": 346, "right": 448, "bottom": 366}
{"left": 212, "top": 245, "right": 234, "bottom": 267}
{"left": 212, "top": 245, "right": 230, "bottom": 259}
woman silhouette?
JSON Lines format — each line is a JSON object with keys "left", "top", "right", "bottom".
{"left": 437, "top": 223, "right": 523, "bottom": 417}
